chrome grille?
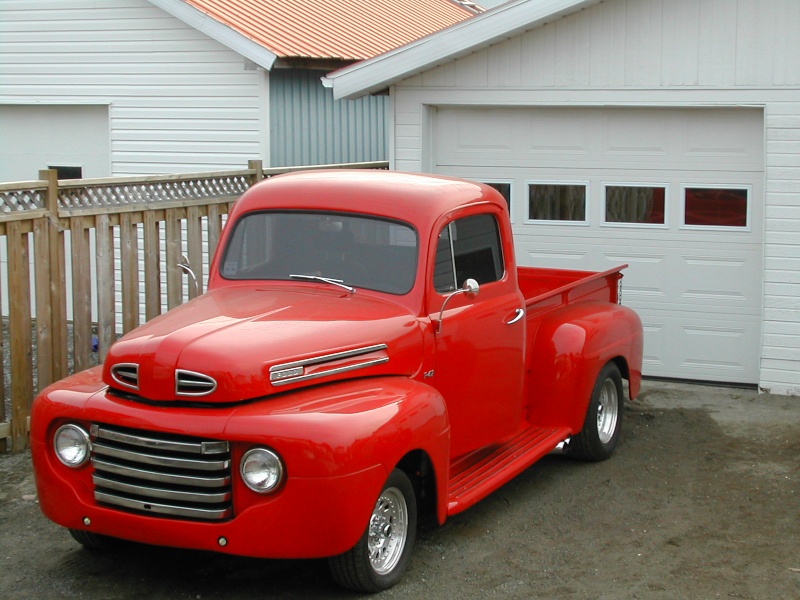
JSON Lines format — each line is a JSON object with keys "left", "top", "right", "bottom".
{"left": 175, "top": 369, "right": 217, "bottom": 397}
{"left": 90, "top": 424, "right": 232, "bottom": 521}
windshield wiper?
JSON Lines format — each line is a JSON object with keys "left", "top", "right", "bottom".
{"left": 289, "top": 274, "right": 356, "bottom": 294}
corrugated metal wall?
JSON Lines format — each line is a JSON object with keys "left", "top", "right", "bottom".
{"left": 270, "top": 69, "right": 387, "bottom": 167}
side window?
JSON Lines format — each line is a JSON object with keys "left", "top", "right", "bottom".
{"left": 433, "top": 214, "right": 504, "bottom": 293}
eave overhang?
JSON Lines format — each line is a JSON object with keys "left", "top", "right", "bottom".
{"left": 324, "top": 0, "right": 601, "bottom": 99}
{"left": 148, "top": 0, "right": 278, "bottom": 70}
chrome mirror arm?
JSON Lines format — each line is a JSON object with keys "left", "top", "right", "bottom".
{"left": 177, "top": 255, "right": 199, "bottom": 297}
{"left": 436, "top": 278, "right": 479, "bottom": 334}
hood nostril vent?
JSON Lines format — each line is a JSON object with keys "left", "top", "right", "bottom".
{"left": 110, "top": 363, "right": 139, "bottom": 390}
{"left": 175, "top": 370, "right": 217, "bottom": 397}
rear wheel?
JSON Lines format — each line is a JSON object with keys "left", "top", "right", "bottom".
{"left": 567, "top": 362, "right": 624, "bottom": 461}
{"left": 329, "top": 469, "right": 417, "bottom": 592}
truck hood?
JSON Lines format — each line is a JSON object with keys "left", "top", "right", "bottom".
{"left": 102, "top": 286, "right": 425, "bottom": 403}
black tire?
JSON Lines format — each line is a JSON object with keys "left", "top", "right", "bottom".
{"left": 328, "top": 469, "right": 417, "bottom": 593}
{"left": 567, "top": 362, "right": 624, "bottom": 461}
{"left": 68, "top": 528, "right": 120, "bottom": 550}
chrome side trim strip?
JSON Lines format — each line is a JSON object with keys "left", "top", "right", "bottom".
{"left": 271, "top": 357, "right": 390, "bottom": 387}
{"left": 269, "top": 343, "right": 389, "bottom": 387}
{"left": 271, "top": 344, "right": 389, "bottom": 371}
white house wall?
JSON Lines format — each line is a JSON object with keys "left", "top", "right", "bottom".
{"left": 389, "top": 0, "right": 800, "bottom": 395}
{"left": 0, "top": 0, "right": 267, "bottom": 176}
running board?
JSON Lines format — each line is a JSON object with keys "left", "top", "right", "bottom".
{"left": 447, "top": 426, "right": 571, "bottom": 516}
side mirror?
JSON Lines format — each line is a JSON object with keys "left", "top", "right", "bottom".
{"left": 436, "top": 278, "right": 480, "bottom": 334}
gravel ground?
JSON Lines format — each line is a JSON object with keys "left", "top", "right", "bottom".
{"left": 1, "top": 380, "right": 798, "bottom": 599}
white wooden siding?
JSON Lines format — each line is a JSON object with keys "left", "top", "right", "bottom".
{"left": 412, "top": 0, "right": 800, "bottom": 90}
{"left": 0, "top": 0, "right": 266, "bottom": 176}
{"left": 762, "top": 103, "right": 800, "bottom": 395}
{"left": 390, "top": 0, "right": 800, "bottom": 394}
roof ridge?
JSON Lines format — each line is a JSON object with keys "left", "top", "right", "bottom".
{"left": 451, "top": 0, "right": 486, "bottom": 14}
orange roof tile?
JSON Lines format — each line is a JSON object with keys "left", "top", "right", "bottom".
{"left": 183, "top": 0, "right": 475, "bottom": 61}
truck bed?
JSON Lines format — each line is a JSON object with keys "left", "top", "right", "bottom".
{"left": 518, "top": 265, "right": 626, "bottom": 310}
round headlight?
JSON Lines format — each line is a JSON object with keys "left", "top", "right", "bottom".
{"left": 241, "top": 448, "right": 284, "bottom": 493}
{"left": 54, "top": 424, "right": 91, "bottom": 467}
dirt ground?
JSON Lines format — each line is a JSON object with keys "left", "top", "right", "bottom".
{"left": 1, "top": 380, "right": 798, "bottom": 599}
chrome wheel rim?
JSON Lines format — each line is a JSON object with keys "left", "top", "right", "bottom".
{"left": 367, "top": 487, "right": 408, "bottom": 576}
{"left": 597, "top": 378, "right": 620, "bottom": 444}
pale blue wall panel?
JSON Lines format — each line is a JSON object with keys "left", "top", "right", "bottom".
{"left": 270, "top": 69, "right": 387, "bottom": 167}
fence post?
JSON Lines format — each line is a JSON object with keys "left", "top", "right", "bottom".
{"left": 95, "top": 214, "right": 116, "bottom": 362}
{"left": 8, "top": 220, "right": 33, "bottom": 451}
{"left": 248, "top": 160, "right": 264, "bottom": 185}
{"left": 35, "top": 169, "right": 69, "bottom": 392}
{"left": 70, "top": 216, "right": 93, "bottom": 372}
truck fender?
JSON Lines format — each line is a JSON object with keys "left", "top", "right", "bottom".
{"left": 225, "top": 375, "right": 452, "bottom": 538}
{"left": 526, "top": 301, "right": 643, "bottom": 433}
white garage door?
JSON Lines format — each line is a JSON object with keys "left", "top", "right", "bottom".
{"left": 434, "top": 107, "right": 764, "bottom": 384}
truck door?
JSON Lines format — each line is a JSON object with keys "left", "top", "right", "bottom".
{"left": 428, "top": 212, "right": 525, "bottom": 458}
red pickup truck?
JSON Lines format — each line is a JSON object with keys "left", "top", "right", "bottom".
{"left": 31, "top": 170, "right": 643, "bottom": 592}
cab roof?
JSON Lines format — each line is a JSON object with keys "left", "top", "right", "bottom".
{"left": 229, "top": 170, "right": 506, "bottom": 231}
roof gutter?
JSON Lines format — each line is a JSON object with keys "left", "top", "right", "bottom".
{"left": 324, "top": 0, "right": 600, "bottom": 100}
{"left": 147, "top": 0, "right": 278, "bottom": 70}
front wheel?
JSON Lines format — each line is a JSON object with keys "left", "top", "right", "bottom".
{"left": 567, "top": 362, "right": 624, "bottom": 461}
{"left": 328, "top": 469, "right": 417, "bottom": 592}
{"left": 68, "top": 528, "right": 120, "bottom": 550}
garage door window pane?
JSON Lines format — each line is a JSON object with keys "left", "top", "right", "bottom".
{"left": 685, "top": 188, "right": 748, "bottom": 227}
{"left": 528, "top": 184, "right": 586, "bottom": 221}
{"left": 605, "top": 186, "right": 665, "bottom": 224}
{"left": 483, "top": 182, "right": 511, "bottom": 210}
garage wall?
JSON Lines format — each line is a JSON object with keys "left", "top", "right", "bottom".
{"left": 0, "top": 0, "right": 266, "bottom": 177}
{"left": 388, "top": 0, "right": 800, "bottom": 393}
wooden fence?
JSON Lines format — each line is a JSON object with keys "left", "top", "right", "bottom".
{"left": 0, "top": 160, "right": 389, "bottom": 453}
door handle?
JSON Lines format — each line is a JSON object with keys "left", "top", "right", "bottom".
{"left": 506, "top": 308, "right": 525, "bottom": 325}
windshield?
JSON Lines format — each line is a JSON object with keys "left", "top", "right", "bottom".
{"left": 221, "top": 211, "right": 419, "bottom": 295}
